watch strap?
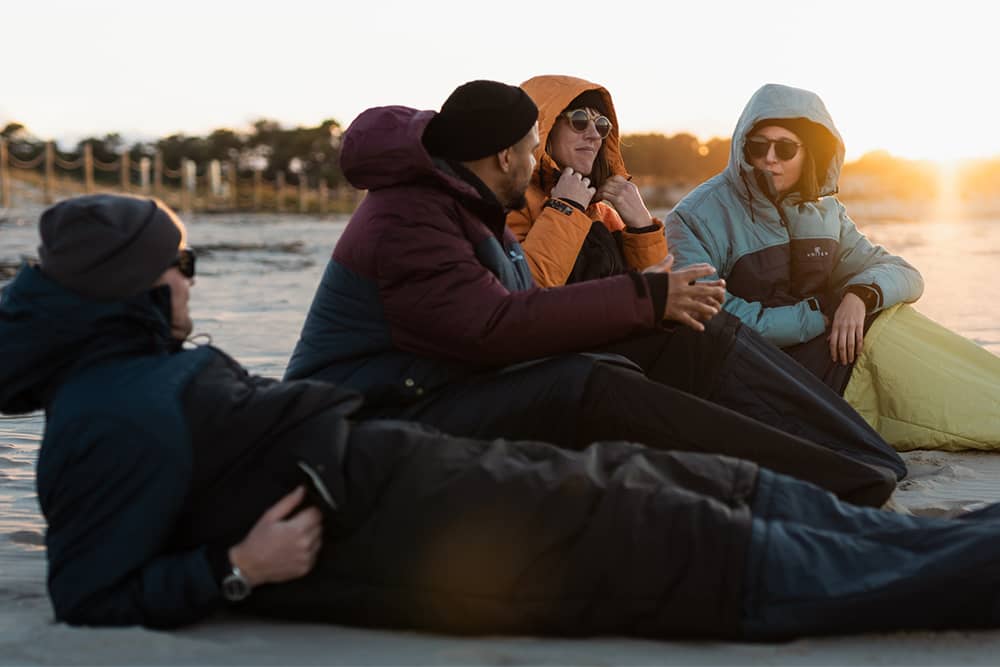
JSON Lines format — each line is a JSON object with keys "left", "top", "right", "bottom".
{"left": 543, "top": 198, "right": 581, "bottom": 216}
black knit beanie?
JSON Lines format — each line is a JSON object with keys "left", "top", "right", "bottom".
{"left": 38, "top": 194, "right": 185, "bottom": 301}
{"left": 422, "top": 80, "right": 538, "bottom": 161}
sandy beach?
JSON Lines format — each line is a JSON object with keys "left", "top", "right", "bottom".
{"left": 3, "top": 206, "right": 1000, "bottom": 666}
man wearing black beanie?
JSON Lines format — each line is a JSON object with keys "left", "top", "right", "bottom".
{"left": 419, "top": 80, "right": 541, "bottom": 211}
{"left": 286, "top": 79, "right": 902, "bottom": 505}
{"left": 422, "top": 80, "right": 540, "bottom": 163}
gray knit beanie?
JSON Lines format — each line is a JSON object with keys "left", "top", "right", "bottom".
{"left": 38, "top": 194, "right": 185, "bottom": 301}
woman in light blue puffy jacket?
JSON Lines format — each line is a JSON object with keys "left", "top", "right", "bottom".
{"left": 668, "top": 83, "right": 1000, "bottom": 452}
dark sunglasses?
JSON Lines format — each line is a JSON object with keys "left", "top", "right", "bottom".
{"left": 746, "top": 136, "right": 803, "bottom": 161}
{"left": 560, "top": 108, "right": 613, "bottom": 139}
{"left": 171, "top": 248, "right": 196, "bottom": 279}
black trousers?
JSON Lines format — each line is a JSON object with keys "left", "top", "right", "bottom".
{"left": 364, "top": 347, "right": 895, "bottom": 508}
{"left": 246, "top": 422, "right": 759, "bottom": 637}
{"left": 601, "top": 312, "right": 904, "bottom": 478}
{"left": 246, "top": 421, "right": 988, "bottom": 639}
{"left": 782, "top": 310, "right": 883, "bottom": 394}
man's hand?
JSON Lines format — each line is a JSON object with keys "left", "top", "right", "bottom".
{"left": 645, "top": 254, "right": 726, "bottom": 331}
{"left": 828, "top": 292, "right": 866, "bottom": 365}
{"left": 228, "top": 486, "right": 323, "bottom": 587}
{"left": 596, "top": 175, "right": 653, "bottom": 228}
{"left": 550, "top": 167, "right": 597, "bottom": 209}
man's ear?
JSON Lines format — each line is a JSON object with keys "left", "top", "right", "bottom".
{"left": 496, "top": 147, "right": 513, "bottom": 174}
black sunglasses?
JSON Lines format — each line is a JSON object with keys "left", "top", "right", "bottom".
{"left": 746, "top": 136, "right": 803, "bottom": 161}
{"left": 171, "top": 248, "right": 196, "bottom": 279}
{"left": 561, "top": 108, "right": 613, "bottom": 139}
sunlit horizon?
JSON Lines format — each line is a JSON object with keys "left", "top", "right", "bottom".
{"left": 3, "top": 1, "right": 998, "bottom": 164}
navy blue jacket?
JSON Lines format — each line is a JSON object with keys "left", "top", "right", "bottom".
{"left": 0, "top": 265, "right": 358, "bottom": 627}
{"left": 0, "top": 265, "right": 767, "bottom": 639}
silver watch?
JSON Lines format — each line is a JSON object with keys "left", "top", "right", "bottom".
{"left": 221, "top": 565, "right": 252, "bottom": 602}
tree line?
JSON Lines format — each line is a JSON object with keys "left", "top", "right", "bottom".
{"left": 3, "top": 119, "right": 997, "bottom": 200}
{"left": 1, "top": 119, "right": 345, "bottom": 189}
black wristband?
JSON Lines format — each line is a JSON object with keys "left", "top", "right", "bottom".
{"left": 625, "top": 223, "right": 660, "bottom": 234}
{"left": 846, "top": 284, "right": 881, "bottom": 312}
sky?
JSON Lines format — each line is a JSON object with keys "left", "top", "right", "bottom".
{"left": 3, "top": 0, "right": 997, "bottom": 162}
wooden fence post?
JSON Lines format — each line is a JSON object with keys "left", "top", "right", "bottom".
{"left": 0, "top": 138, "right": 10, "bottom": 210}
{"left": 318, "top": 179, "right": 328, "bottom": 215}
{"left": 208, "top": 160, "right": 222, "bottom": 209}
{"left": 229, "top": 160, "right": 238, "bottom": 209}
{"left": 139, "top": 157, "right": 151, "bottom": 194}
{"left": 276, "top": 171, "right": 285, "bottom": 213}
{"left": 120, "top": 151, "right": 130, "bottom": 192}
{"left": 253, "top": 169, "right": 262, "bottom": 210}
{"left": 154, "top": 150, "right": 163, "bottom": 198}
{"left": 83, "top": 143, "right": 94, "bottom": 193}
{"left": 182, "top": 159, "right": 196, "bottom": 213}
{"left": 298, "top": 174, "right": 308, "bottom": 213}
{"left": 44, "top": 142, "right": 55, "bottom": 204}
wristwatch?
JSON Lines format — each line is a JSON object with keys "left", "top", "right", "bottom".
{"left": 543, "top": 198, "right": 577, "bottom": 216}
{"left": 221, "top": 565, "right": 252, "bottom": 602}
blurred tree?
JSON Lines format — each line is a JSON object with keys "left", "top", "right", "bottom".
{"left": 958, "top": 159, "right": 1000, "bottom": 199}
{"left": 621, "top": 132, "right": 730, "bottom": 184}
{"left": 841, "top": 151, "right": 939, "bottom": 200}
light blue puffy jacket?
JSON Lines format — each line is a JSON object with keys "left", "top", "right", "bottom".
{"left": 667, "top": 83, "right": 923, "bottom": 348}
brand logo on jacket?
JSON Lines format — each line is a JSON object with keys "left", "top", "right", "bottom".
{"left": 805, "top": 246, "right": 830, "bottom": 258}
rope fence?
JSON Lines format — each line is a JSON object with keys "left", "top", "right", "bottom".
{"left": 0, "top": 137, "right": 362, "bottom": 215}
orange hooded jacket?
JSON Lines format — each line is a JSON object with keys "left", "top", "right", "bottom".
{"left": 507, "top": 75, "right": 667, "bottom": 287}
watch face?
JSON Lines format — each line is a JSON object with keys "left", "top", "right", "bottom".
{"left": 222, "top": 572, "right": 251, "bottom": 602}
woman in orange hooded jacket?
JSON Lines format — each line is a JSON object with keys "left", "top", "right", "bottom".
{"left": 507, "top": 75, "right": 668, "bottom": 286}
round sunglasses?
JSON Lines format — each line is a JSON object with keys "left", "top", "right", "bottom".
{"left": 746, "top": 136, "right": 803, "bottom": 161}
{"left": 560, "top": 108, "right": 613, "bottom": 139}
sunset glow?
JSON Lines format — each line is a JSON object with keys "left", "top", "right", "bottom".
{"left": 2, "top": 1, "right": 997, "bottom": 163}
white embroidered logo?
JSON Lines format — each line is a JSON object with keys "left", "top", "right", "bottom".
{"left": 805, "top": 246, "right": 829, "bottom": 258}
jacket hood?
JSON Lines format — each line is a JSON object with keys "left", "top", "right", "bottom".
{"left": 339, "top": 105, "right": 480, "bottom": 200}
{"left": 727, "top": 83, "right": 845, "bottom": 199}
{"left": 520, "top": 75, "right": 628, "bottom": 189}
{"left": 0, "top": 264, "right": 175, "bottom": 414}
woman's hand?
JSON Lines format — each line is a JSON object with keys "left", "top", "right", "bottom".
{"left": 228, "top": 486, "right": 324, "bottom": 587}
{"left": 550, "top": 167, "right": 596, "bottom": 209}
{"left": 828, "top": 292, "right": 866, "bottom": 365}
{"left": 596, "top": 175, "right": 653, "bottom": 228}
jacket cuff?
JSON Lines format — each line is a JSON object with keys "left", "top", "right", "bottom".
{"left": 549, "top": 197, "right": 586, "bottom": 213}
{"left": 205, "top": 544, "right": 232, "bottom": 587}
{"left": 625, "top": 223, "right": 660, "bottom": 234}
{"left": 625, "top": 216, "right": 663, "bottom": 235}
{"left": 641, "top": 272, "right": 669, "bottom": 321}
{"left": 846, "top": 283, "right": 882, "bottom": 312}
